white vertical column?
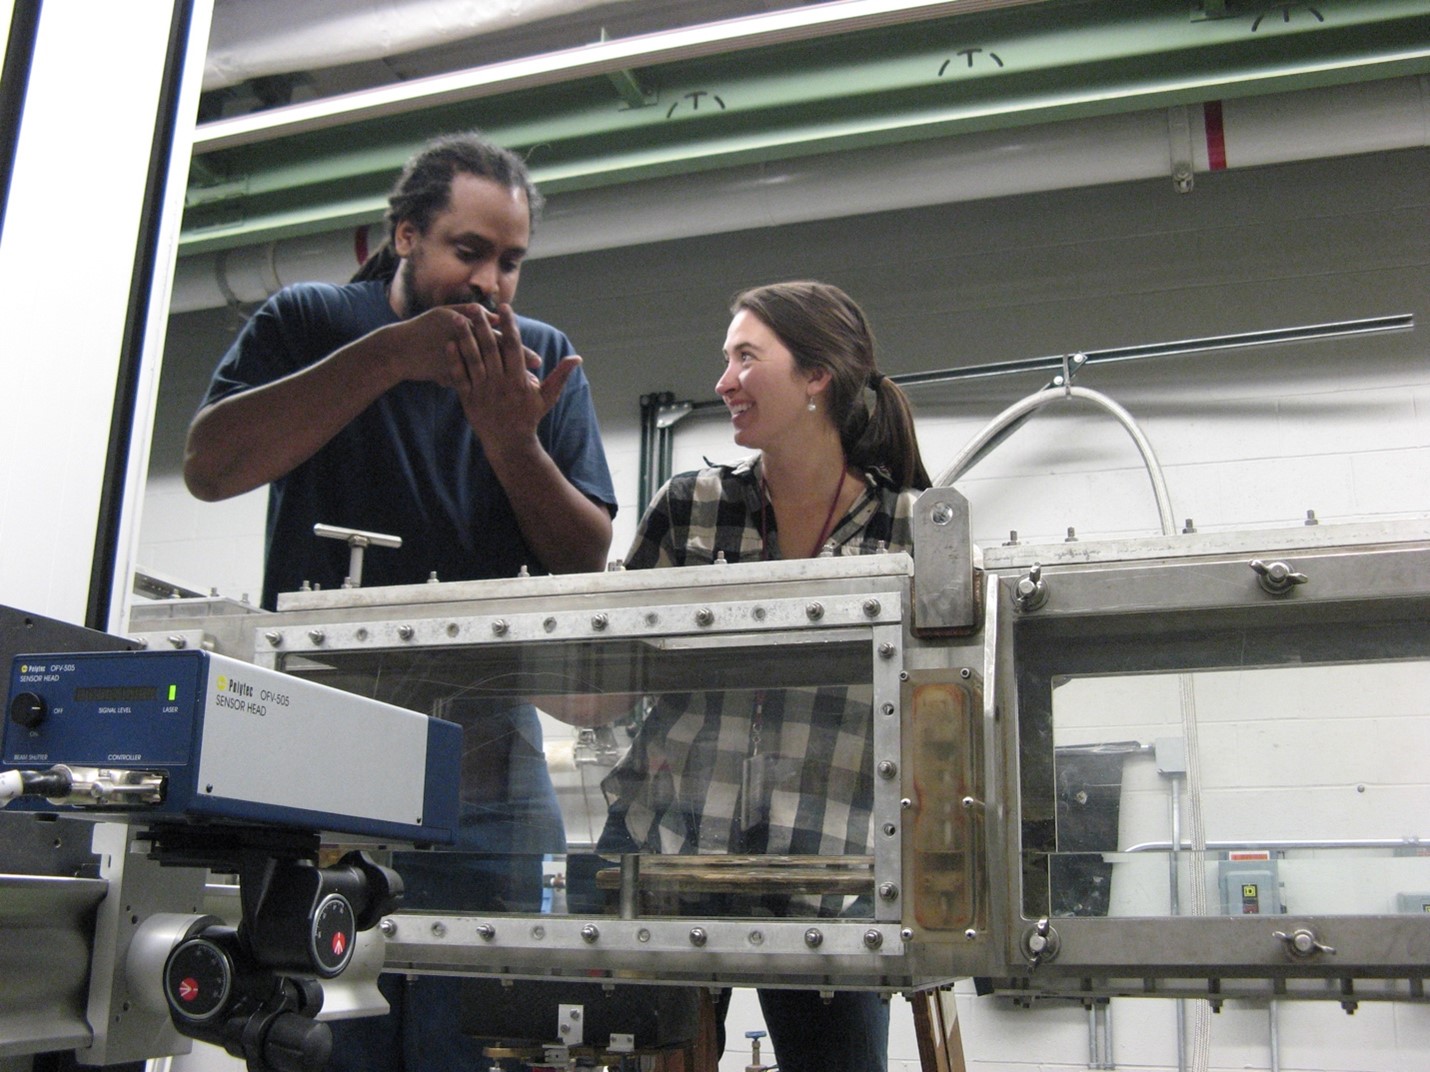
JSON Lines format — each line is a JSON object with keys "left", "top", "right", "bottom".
{"left": 0, "top": 3, "right": 15, "bottom": 62}
{"left": 0, "top": 0, "right": 212, "bottom": 628}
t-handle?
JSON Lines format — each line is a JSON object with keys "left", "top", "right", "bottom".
{"left": 313, "top": 524, "right": 402, "bottom": 588}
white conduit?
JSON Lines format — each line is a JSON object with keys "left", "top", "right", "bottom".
{"left": 203, "top": 0, "right": 621, "bottom": 91}
{"left": 934, "top": 385, "right": 1178, "bottom": 537}
{"left": 170, "top": 75, "right": 1430, "bottom": 314}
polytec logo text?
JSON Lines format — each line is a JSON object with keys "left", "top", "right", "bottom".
{"left": 215, "top": 675, "right": 253, "bottom": 698}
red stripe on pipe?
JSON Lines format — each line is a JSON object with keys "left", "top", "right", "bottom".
{"left": 354, "top": 225, "right": 369, "bottom": 265}
{"left": 1204, "top": 100, "right": 1227, "bottom": 170}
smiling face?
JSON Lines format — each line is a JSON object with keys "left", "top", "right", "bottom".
{"left": 391, "top": 172, "right": 530, "bottom": 317}
{"left": 716, "top": 309, "right": 829, "bottom": 452}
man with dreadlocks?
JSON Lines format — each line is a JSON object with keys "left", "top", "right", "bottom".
{"left": 184, "top": 130, "right": 616, "bottom": 1072}
{"left": 185, "top": 130, "right": 614, "bottom": 607}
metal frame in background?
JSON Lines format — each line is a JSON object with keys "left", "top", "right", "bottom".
{"left": 982, "top": 520, "right": 1430, "bottom": 1005}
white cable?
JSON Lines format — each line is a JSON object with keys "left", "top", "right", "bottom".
{"left": 0, "top": 769, "right": 26, "bottom": 804}
{"left": 935, "top": 384, "right": 1177, "bottom": 536}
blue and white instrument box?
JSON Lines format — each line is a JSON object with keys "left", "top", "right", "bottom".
{"left": 4, "top": 650, "right": 459, "bottom": 844}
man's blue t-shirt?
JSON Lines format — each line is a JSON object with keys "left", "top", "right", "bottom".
{"left": 202, "top": 280, "right": 617, "bottom": 610}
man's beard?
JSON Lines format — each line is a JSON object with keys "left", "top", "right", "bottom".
{"left": 397, "top": 258, "right": 492, "bottom": 317}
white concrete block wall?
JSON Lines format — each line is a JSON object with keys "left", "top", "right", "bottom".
{"left": 139, "top": 472, "right": 266, "bottom": 601}
{"left": 140, "top": 146, "right": 1430, "bottom": 1069}
{"left": 1057, "top": 661, "right": 1430, "bottom": 926}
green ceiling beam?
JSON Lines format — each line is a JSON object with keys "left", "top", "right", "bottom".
{"left": 180, "top": 0, "right": 1430, "bottom": 255}
{"left": 190, "top": 0, "right": 1055, "bottom": 153}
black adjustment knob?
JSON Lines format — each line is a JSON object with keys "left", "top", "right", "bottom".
{"left": 164, "top": 936, "right": 234, "bottom": 1023}
{"left": 9, "top": 692, "right": 46, "bottom": 729}
{"left": 310, "top": 892, "right": 357, "bottom": 977}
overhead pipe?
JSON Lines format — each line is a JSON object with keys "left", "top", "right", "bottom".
{"left": 934, "top": 384, "right": 1179, "bottom": 536}
{"left": 197, "top": 0, "right": 1054, "bottom": 147}
{"left": 170, "top": 75, "right": 1430, "bottom": 314}
{"left": 203, "top": 0, "right": 624, "bottom": 92}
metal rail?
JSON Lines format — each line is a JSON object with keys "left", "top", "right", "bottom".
{"left": 639, "top": 314, "right": 1415, "bottom": 511}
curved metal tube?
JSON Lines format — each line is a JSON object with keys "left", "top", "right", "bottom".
{"left": 935, "top": 384, "right": 1177, "bottom": 536}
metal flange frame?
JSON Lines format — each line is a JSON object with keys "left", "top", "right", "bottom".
{"left": 986, "top": 529, "right": 1430, "bottom": 999}
{"left": 244, "top": 564, "right": 967, "bottom": 990}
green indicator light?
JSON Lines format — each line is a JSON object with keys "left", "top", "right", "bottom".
{"left": 168, "top": 684, "right": 177, "bottom": 701}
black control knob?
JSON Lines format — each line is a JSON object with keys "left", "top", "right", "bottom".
{"left": 310, "top": 893, "right": 357, "bottom": 977}
{"left": 9, "top": 692, "right": 46, "bottom": 730}
{"left": 164, "top": 935, "right": 234, "bottom": 1023}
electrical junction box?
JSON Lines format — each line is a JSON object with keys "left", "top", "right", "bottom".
{"left": 1217, "top": 853, "right": 1282, "bottom": 915}
{"left": 1395, "top": 892, "right": 1430, "bottom": 913}
{"left": 4, "top": 650, "right": 459, "bottom": 844}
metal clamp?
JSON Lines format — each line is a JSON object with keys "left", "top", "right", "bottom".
{"left": 1249, "top": 559, "right": 1308, "bottom": 596}
{"left": 1272, "top": 927, "right": 1336, "bottom": 959}
{"left": 1014, "top": 564, "right": 1049, "bottom": 612}
{"left": 1021, "top": 917, "right": 1061, "bottom": 968}
{"left": 911, "top": 487, "right": 975, "bottom": 633}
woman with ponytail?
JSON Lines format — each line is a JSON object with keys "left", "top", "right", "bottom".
{"left": 599, "top": 281, "right": 930, "bottom": 1072}
{"left": 616, "top": 280, "right": 928, "bottom": 571}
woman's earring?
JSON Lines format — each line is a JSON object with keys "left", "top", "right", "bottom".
{"left": 806, "top": 397, "right": 817, "bottom": 412}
